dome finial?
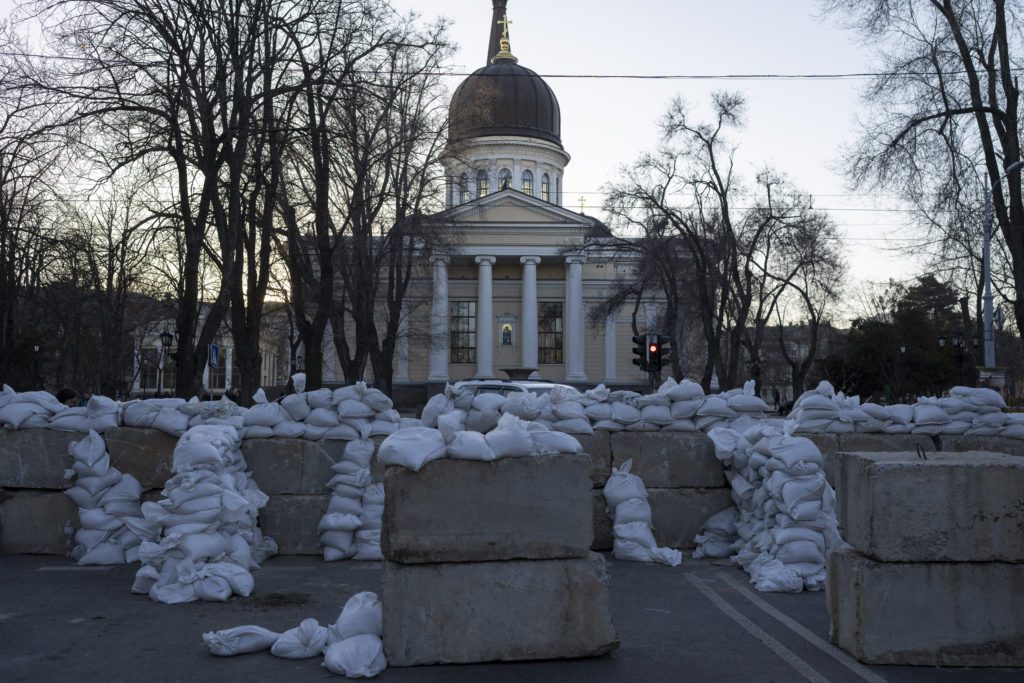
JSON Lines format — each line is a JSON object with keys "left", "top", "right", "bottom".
{"left": 491, "top": 12, "right": 517, "bottom": 63}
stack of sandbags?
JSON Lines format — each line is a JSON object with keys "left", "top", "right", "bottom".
{"left": 121, "top": 397, "right": 190, "bottom": 436}
{"left": 319, "top": 439, "right": 373, "bottom": 561}
{"left": 545, "top": 386, "right": 593, "bottom": 435}
{"left": 131, "top": 424, "right": 276, "bottom": 604}
{"left": 602, "top": 458, "right": 682, "bottom": 566}
{"left": 0, "top": 386, "right": 65, "bottom": 429}
{"left": 180, "top": 396, "right": 246, "bottom": 435}
{"left": 63, "top": 429, "right": 149, "bottom": 564}
{"left": 940, "top": 386, "right": 1008, "bottom": 437}
{"left": 243, "top": 389, "right": 293, "bottom": 439}
{"left": 353, "top": 484, "right": 384, "bottom": 560}
{"left": 702, "top": 423, "right": 839, "bottom": 592}
{"left": 335, "top": 382, "right": 395, "bottom": 440}
{"left": 466, "top": 391, "right": 506, "bottom": 433}
{"left": 46, "top": 394, "right": 121, "bottom": 433}
{"left": 788, "top": 381, "right": 870, "bottom": 434}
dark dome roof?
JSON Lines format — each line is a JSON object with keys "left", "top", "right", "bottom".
{"left": 448, "top": 59, "right": 561, "bottom": 147}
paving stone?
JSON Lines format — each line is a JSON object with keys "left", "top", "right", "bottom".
{"left": 646, "top": 487, "right": 734, "bottom": 549}
{"left": 258, "top": 494, "right": 329, "bottom": 555}
{"left": 575, "top": 431, "right": 612, "bottom": 487}
{"left": 0, "top": 490, "right": 79, "bottom": 554}
{"left": 383, "top": 553, "right": 618, "bottom": 666}
{"left": 609, "top": 432, "right": 725, "bottom": 488}
{"left": 827, "top": 545, "right": 1024, "bottom": 666}
{"left": 0, "top": 430, "right": 78, "bottom": 490}
{"left": 382, "top": 454, "right": 592, "bottom": 563}
{"left": 836, "top": 450, "right": 1024, "bottom": 562}
{"left": 937, "top": 434, "right": 1023, "bottom": 458}
{"left": 104, "top": 427, "right": 178, "bottom": 490}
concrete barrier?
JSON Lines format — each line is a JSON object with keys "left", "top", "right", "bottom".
{"left": 0, "top": 430, "right": 78, "bottom": 490}
{"left": 241, "top": 438, "right": 346, "bottom": 495}
{"left": 0, "top": 490, "right": 78, "bottom": 554}
{"left": 382, "top": 553, "right": 618, "bottom": 666}
{"left": 610, "top": 432, "right": 725, "bottom": 488}
{"left": 575, "top": 431, "right": 612, "bottom": 487}
{"left": 382, "top": 454, "right": 592, "bottom": 564}
{"left": 647, "top": 487, "right": 734, "bottom": 549}
{"left": 104, "top": 427, "right": 178, "bottom": 490}
{"left": 827, "top": 545, "right": 1024, "bottom": 666}
{"left": 836, "top": 450, "right": 1024, "bottom": 562}
{"left": 257, "top": 494, "right": 329, "bottom": 555}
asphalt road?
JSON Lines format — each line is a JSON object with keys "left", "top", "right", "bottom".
{"left": 0, "top": 554, "right": 1019, "bottom": 682}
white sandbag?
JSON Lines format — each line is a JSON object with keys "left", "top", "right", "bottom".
{"left": 244, "top": 392, "right": 288, "bottom": 427}
{"left": 328, "top": 496, "right": 363, "bottom": 516}
{"left": 320, "top": 531, "right": 356, "bottom": 555}
{"left": 446, "top": 430, "right": 496, "bottom": 461}
{"left": 342, "top": 439, "right": 375, "bottom": 468}
{"left": 368, "top": 420, "right": 398, "bottom": 437}
{"left": 913, "top": 402, "right": 950, "bottom": 425}
{"left": 592, "top": 419, "right": 624, "bottom": 431}
{"left": 47, "top": 409, "right": 90, "bottom": 432}
{"left": 471, "top": 392, "right": 506, "bottom": 413}
{"left": 697, "top": 396, "right": 737, "bottom": 419}
{"left": 728, "top": 394, "right": 769, "bottom": 413}
{"left": 603, "top": 459, "right": 647, "bottom": 512}
{"left": 531, "top": 430, "right": 583, "bottom": 455}
{"left": 353, "top": 529, "right": 383, "bottom": 561}
{"left": 307, "top": 388, "right": 334, "bottom": 410}
{"left": 640, "top": 404, "right": 674, "bottom": 425}
{"left": 613, "top": 539, "right": 682, "bottom": 566}
{"left": 0, "top": 401, "right": 48, "bottom": 428}
{"left": 318, "top": 513, "right": 362, "bottom": 533}
{"left": 307, "top": 407, "right": 341, "bottom": 428}
{"left": 270, "top": 618, "right": 329, "bottom": 660}
{"left": 330, "top": 591, "right": 383, "bottom": 641}
{"left": 272, "top": 421, "right": 306, "bottom": 438}
{"left": 361, "top": 389, "right": 392, "bottom": 413}
{"left": 553, "top": 417, "right": 594, "bottom": 435}
{"left": 203, "top": 625, "right": 281, "bottom": 656}
{"left": 613, "top": 498, "right": 652, "bottom": 526}
{"left": 614, "top": 521, "right": 657, "bottom": 548}
{"left": 663, "top": 379, "right": 705, "bottom": 402}
{"left": 584, "top": 402, "right": 613, "bottom": 421}
{"left": 610, "top": 402, "right": 641, "bottom": 424}
{"left": 465, "top": 409, "right": 500, "bottom": 433}
{"left": 152, "top": 407, "right": 190, "bottom": 435}
{"left": 281, "top": 393, "right": 311, "bottom": 421}
{"left": 625, "top": 421, "right": 660, "bottom": 432}
{"left": 322, "top": 634, "right": 387, "bottom": 678}
{"left": 324, "top": 544, "right": 356, "bottom": 562}
{"left": 484, "top": 413, "right": 537, "bottom": 458}
{"left": 669, "top": 399, "right": 703, "bottom": 419}
{"left": 551, "top": 399, "right": 586, "bottom": 421}
{"left": 377, "top": 428, "right": 446, "bottom": 471}
{"left": 324, "top": 424, "right": 362, "bottom": 441}
{"left": 502, "top": 392, "right": 542, "bottom": 420}
{"left": 420, "top": 391, "right": 453, "bottom": 428}
{"left": 338, "top": 399, "right": 374, "bottom": 419}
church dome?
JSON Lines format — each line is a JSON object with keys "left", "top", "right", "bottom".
{"left": 448, "top": 59, "right": 562, "bottom": 147}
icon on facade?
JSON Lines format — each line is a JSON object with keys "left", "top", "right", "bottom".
{"left": 500, "top": 322, "right": 514, "bottom": 347}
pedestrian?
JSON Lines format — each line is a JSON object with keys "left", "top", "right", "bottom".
{"left": 773, "top": 387, "right": 781, "bottom": 412}
{"left": 55, "top": 387, "right": 78, "bottom": 408}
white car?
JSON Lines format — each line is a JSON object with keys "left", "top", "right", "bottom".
{"left": 452, "top": 379, "right": 581, "bottom": 397}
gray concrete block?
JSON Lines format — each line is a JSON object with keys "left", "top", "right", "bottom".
{"left": 937, "top": 434, "right": 1023, "bottom": 458}
{"left": 591, "top": 489, "right": 613, "bottom": 551}
{"left": 0, "top": 430, "right": 78, "bottom": 490}
{"left": 383, "top": 553, "right": 618, "bottom": 666}
{"left": 609, "top": 432, "right": 725, "bottom": 488}
{"left": 243, "top": 439, "right": 342, "bottom": 495}
{"left": 795, "top": 433, "right": 839, "bottom": 485}
{"left": 258, "top": 494, "right": 328, "bottom": 555}
{"left": 382, "top": 454, "right": 592, "bottom": 563}
{"left": 575, "top": 431, "right": 612, "bottom": 487}
{"left": 838, "top": 432, "right": 937, "bottom": 455}
{"left": 0, "top": 490, "right": 79, "bottom": 554}
{"left": 647, "top": 487, "right": 734, "bottom": 549}
{"left": 827, "top": 545, "right": 1024, "bottom": 666}
{"left": 104, "top": 427, "right": 178, "bottom": 490}
{"left": 836, "top": 450, "right": 1024, "bottom": 562}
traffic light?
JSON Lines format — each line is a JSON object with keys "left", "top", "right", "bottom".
{"left": 652, "top": 335, "right": 672, "bottom": 371}
{"left": 632, "top": 335, "right": 648, "bottom": 372}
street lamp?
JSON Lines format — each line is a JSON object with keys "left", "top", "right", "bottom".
{"left": 983, "top": 159, "right": 1024, "bottom": 369}
{"left": 33, "top": 344, "right": 40, "bottom": 389}
{"left": 157, "top": 327, "right": 173, "bottom": 397}
{"left": 296, "top": 354, "right": 304, "bottom": 372}
{"left": 939, "top": 334, "right": 968, "bottom": 386}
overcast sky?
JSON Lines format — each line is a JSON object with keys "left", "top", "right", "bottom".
{"left": 392, "top": 0, "right": 925, "bottom": 305}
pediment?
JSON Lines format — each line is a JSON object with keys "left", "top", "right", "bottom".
{"left": 441, "top": 190, "right": 595, "bottom": 229}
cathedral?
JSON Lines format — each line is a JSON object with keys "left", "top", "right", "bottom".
{"left": 388, "top": 0, "right": 655, "bottom": 390}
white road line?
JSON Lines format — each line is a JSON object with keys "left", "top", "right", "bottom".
{"left": 37, "top": 566, "right": 113, "bottom": 572}
{"left": 719, "top": 572, "right": 888, "bottom": 683}
{"left": 686, "top": 573, "right": 831, "bottom": 683}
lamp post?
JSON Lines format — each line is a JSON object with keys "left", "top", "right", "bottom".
{"left": 895, "top": 342, "right": 906, "bottom": 402}
{"left": 157, "top": 327, "right": 173, "bottom": 397}
{"left": 983, "top": 160, "right": 1024, "bottom": 369}
{"left": 33, "top": 344, "right": 40, "bottom": 389}
{"left": 939, "top": 334, "right": 968, "bottom": 387}
{"left": 296, "top": 354, "right": 304, "bottom": 373}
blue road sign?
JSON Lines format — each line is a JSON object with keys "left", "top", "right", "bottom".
{"left": 209, "top": 343, "right": 220, "bottom": 369}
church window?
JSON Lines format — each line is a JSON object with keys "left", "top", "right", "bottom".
{"left": 477, "top": 170, "right": 489, "bottom": 198}
{"left": 541, "top": 174, "right": 550, "bottom": 202}
{"left": 460, "top": 173, "right": 470, "bottom": 204}
{"left": 499, "top": 168, "right": 512, "bottom": 190}
{"left": 450, "top": 301, "right": 477, "bottom": 364}
{"left": 538, "top": 302, "right": 563, "bottom": 364}
{"left": 521, "top": 170, "right": 533, "bottom": 196}
{"left": 555, "top": 175, "right": 561, "bottom": 204}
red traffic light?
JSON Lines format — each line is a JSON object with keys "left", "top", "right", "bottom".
{"left": 648, "top": 344, "right": 658, "bottom": 353}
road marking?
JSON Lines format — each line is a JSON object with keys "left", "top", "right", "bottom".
{"left": 719, "top": 572, "right": 888, "bottom": 683}
{"left": 686, "top": 573, "right": 831, "bottom": 683}
{"left": 37, "top": 566, "right": 113, "bottom": 572}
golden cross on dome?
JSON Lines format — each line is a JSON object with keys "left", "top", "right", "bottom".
{"left": 490, "top": 12, "right": 517, "bottom": 63}
{"left": 497, "top": 13, "right": 512, "bottom": 40}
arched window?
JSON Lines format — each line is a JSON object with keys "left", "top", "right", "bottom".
{"left": 499, "top": 168, "right": 512, "bottom": 190}
{"left": 541, "top": 173, "right": 550, "bottom": 202}
{"left": 555, "top": 175, "right": 561, "bottom": 204}
{"left": 521, "top": 170, "right": 534, "bottom": 196}
{"left": 459, "top": 173, "right": 470, "bottom": 204}
{"left": 477, "top": 170, "right": 489, "bottom": 198}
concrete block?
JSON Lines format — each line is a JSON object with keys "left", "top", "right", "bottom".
{"left": 382, "top": 454, "right": 592, "bottom": 563}
{"left": 575, "top": 431, "right": 612, "bottom": 487}
{"left": 0, "top": 490, "right": 79, "bottom": 554}
{"left": 827, "top": 545, "right": 1024, "bottom": 666}
{"left": 591, "top": 489, "right": 613, "bottom": 551}
{"left": 609, "top": 432, "right": 725, "bottom": 488}
{"left": 383, "top": 553, "right": 618, "bottom": 666}
{"left": 258, "top": 494, "right": 328, "bottom": 555}
{"left": 836, "top": 450, "right": 1024, "bottom": 562}
{"left": 104, "top": 427, "right": 178, "bottom": 490}
{"left": 795, "top": 433, "right": 838, "bottom": 485}
{"left": 243, "top": 438, "right": 342, "bottom": 495}
{"left": 938, "top": 434, "right": 1023, "bottom": 458}
{"left": 0, "top": 429, "right": 78, "bottom": 489}
{"left": 647, "top": 487, "right": 734, "bottom": 549}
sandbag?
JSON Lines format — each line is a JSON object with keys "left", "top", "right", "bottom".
{"left": 330, "top": 591, "right": 383, "bottom": 642}
{"left": 377, "top": 428, "right": 447, "bottom": 471}
{"left": 446, "top": 430, "right": 496, "bottom": 461}
{"left": 484, "top": 413, "right": 536, "bottom": 458}
{"left": 322, "top": 634, "right": 387, "bottom": 678}
{"left": 203, "top": 625, "right": 281, "bottom": 656}
{"left": 270, "top": 618, "right": 329, "bottom": 660}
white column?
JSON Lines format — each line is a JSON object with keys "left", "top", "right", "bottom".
{"left": 475, "top": 255, "right": 496, "bottom": 378}
{"left": 520, "top": 256, "right": 540, "bottom": 369}
{"left": 427, "top": 255, "right": 450, "bottom": 382}
{"left": 604, "top": 310, "right": 617, "bottom": 383}
{"left": 395, "top": 306, "right": 410, "bottom": 382}
{"left": 565, "top": 256, "right": 587, "bottom": 382}
{"left": 224, "top": 346, "right": 233, "bottom": 390}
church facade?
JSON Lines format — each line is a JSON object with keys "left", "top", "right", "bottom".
{"left": 382, "top": 1, "right": 658, "bottom": 389}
